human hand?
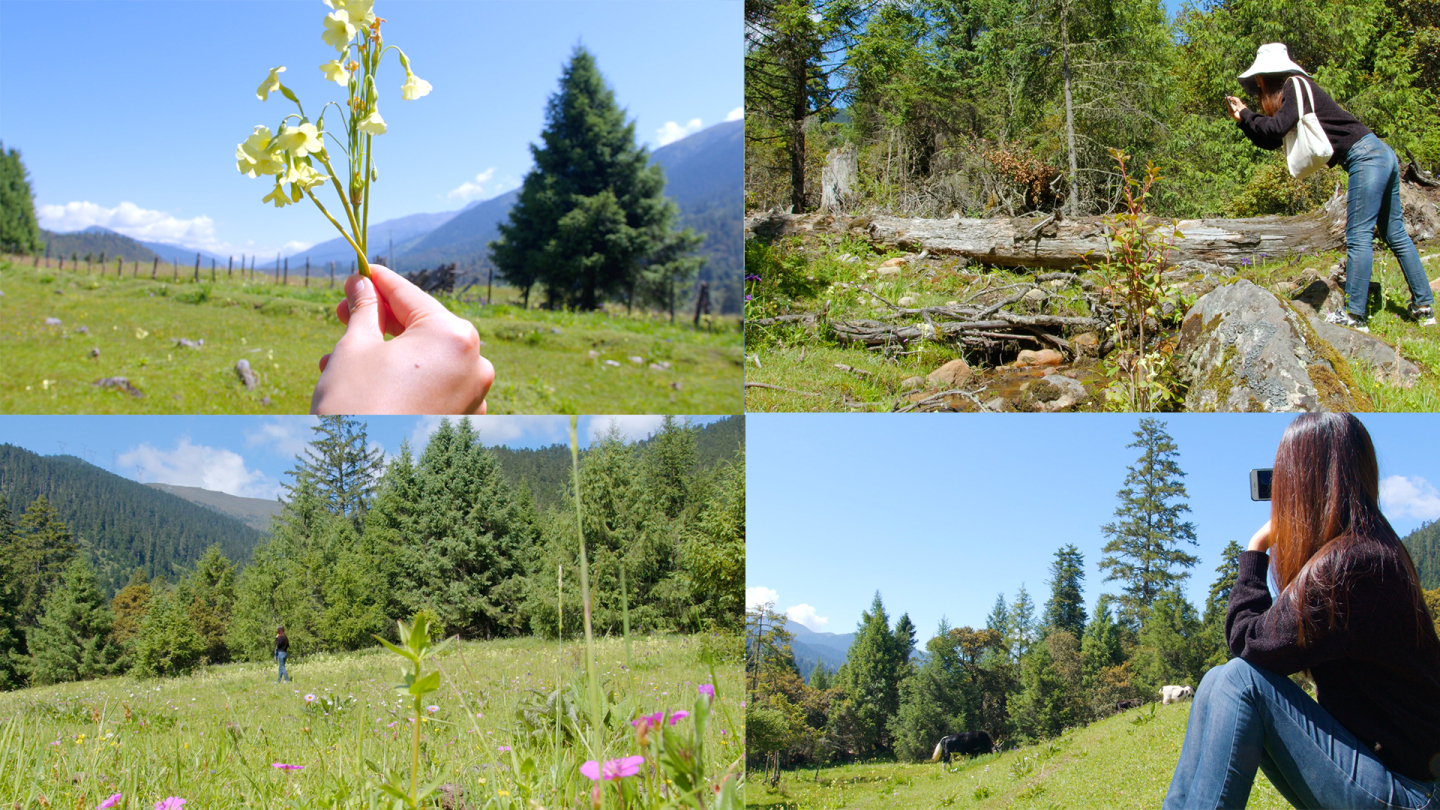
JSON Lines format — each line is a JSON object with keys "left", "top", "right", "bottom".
{"left": 1248, "top": 519, "right": 1274, "bottom": 553}
{"left": 1225, "top": 95, "right": 1248, "bottom": 123}
{"left": 311, "top": 264, "right": 493, "bottom": 414}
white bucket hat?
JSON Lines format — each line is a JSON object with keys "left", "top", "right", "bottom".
{"left": 1238, "top": 43, "right": 1310, "bottom": 97}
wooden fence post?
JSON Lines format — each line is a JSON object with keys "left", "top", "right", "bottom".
{"left": 211, "top": 258, "right": 216, "bottom": 282}
{"left": 305, "top": 256, "right": 310, "bottom": 287}
{"left": 228, "top": 256, "right": 233, "bottom": 279}
{"left": 116, "top": 257, "right": 122, "bottom": 277}
{"left": 193, "top": 253, "right": 200, "bottom": 283}
{"left": 152, "top": 257, "right": 158, "bottom": 279}
{"left": 330, "top": 260, "right": 335, "bottom": 288}
{"left": 283, "top": 257, "right": 289, "bottom": 286}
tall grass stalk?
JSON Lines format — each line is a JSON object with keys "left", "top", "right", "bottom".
{"left": 569, "top": 415, "right": 606, "bottom": 805}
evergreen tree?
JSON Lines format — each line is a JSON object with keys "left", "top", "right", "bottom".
{"left": 29, "top": 557, "right": 119, "bottom": 685}
{"left": 889, "top": 619, "right": 978, "bottom": 761}
{"left": 1132, "top": 589, "right": 1205, "bottom": 693}
{"left": 0, "top": 142, "right": 43, "bottom": 254}
{"left": 680, "top": 452, "right": 746, "bottom": 631}
{"left": 1009, "top": 584, "right": 1037, "bottom": 660}
{"left": 0, "top": 496, "right": 23, "bottom": 688}
{"left": 10, "top": 495, "right": 79, "bottom": 631}
{"left": 1010, "top": 629, "right": 1085, "bottom": 743}
{"left": 395, "top": 419, "right": 530, "bottom": 639}
{"left": 182, "top": 546, "right": 236, "bottom": 665}
{"left": 1043, "top": 545, "right": 1087, "bottom": 638}
{"left": 1080, "top": 596, "right": 1125, "bottom": 678}
{"left": 835, "top": 592, "right": 907, "bottom": 756}
{"left": 490, "top": 47, "right": 701, "bottom": 310}
{"left": 1201, "top": 540, "right": 1244, "bottom": 668}
{"left": 1099, "top": 419, "right": 1199, "bottom": 629}
{"left": 108, "top": 568, "right": 151, "bottom": 671}
{"left": 645, "top": 416, "right": 699, "bottom": 521}
{"left": 290, "top": 416, "right": 385, "bottom": 528}
{"left": 132, "top": 586, "right": 206, "bottom": 678}
{"left": 809, "top": 663, "right": 833, "bottom": 690}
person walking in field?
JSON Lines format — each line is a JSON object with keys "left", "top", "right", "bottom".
{"left": 1164, "top": 413, "right": 1440, "bottom": 809}
{"left": 1225, "top": 43, "right": 1434, "bottom": 332}
{"left": 274, "top": 626, "right": 291, "bottom": 684}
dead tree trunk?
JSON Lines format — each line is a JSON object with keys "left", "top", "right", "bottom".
{"left": 746, "top": 194, "right": 1353, "bottom": 271}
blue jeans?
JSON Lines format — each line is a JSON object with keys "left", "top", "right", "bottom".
{"left": 276, "top": 650, "right": 290, "bottom": 683}
{"left": 1165, "top": 658, "right": 1436, "bottom": 809}
{"left": 1342, "top": 133, "right": 1432, "bottom": 317}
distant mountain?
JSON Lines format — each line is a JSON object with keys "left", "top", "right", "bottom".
{"left": 270, "top": 209, "right": 466, "bottom": 271}
{"left": 146, "top": 483, "right": 282, "bottom": 533}
{"left": 0, "top": 445, "right": 265, "bottom": 594}
{"left": 397, "top": 188, "right": 522, "bottom": 279}
{"left": 39, "top": 227, "right": 160, "bottom": 264}
{"left": 1404, "top": 520, "right": 1440, "bottom": 589}
{"left": 784, "top": 618, "right": 856, "bottom": 682}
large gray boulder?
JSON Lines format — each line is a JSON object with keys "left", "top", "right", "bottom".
{"left": 1176, "top": 280, "right": 1364, "bottom": 411}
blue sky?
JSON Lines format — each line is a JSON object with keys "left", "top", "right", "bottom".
{"left": 0, "top": 415, "right": 721, "bottom": 500}
{"left": 0, "top": 0, "right": 741, "bottom": 259}
{"left": 747, "top": 414, "right": 1440, "bottom": 643}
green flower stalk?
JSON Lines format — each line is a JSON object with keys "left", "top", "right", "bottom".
{"left": 234, "top": 0, "right": 431, "bottom": 278}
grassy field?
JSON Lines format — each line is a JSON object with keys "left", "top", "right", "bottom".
{"left": 745, "top": 702, "right": 1289, "bottom": 810}
{"left": 0, "top": 256, "right": 743, "bottom": 414}
{"left": 743, "top": 235, "right": 1440, "bottom": 412}
{"left": 0, "top": 633, "right": 743, "bottom": 809}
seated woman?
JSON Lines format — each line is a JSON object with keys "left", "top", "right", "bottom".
{"left": 1164, "top": 412, "right": 1440, "bottom": 809}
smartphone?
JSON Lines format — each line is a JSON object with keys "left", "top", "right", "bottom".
{"left": 1250, "top": 469, "right": 1273, "bottom": 501}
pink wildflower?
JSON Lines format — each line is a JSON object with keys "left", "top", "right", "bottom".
{"left": 667, "top": 710, "right": 690, "bottom": 725}
{"left": 99, "top": 795, "right": 122, "bottom": 809}
{"left": 271, "top": 762, "right": 304, "bottom": 770}
{"left": 630, "top": 711, "right": 664, "bottom": 731}
{"left": 498, "top": 745, "right": 512, "bottom": 752}
{"left": 580, "top": 755, "right": 645, "bottom": 781}
{"left": 698, "top": 684, "right": 715, "bottom": 700}
{"left": 154, "top": 799, "right": 186, "bottom": 810}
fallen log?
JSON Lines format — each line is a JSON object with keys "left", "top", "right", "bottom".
{"left": 830, "top": 309, "right": 1103, "bottom": 349}
{"left": 746, "top": 198, "right": 1348, "bottom": 270}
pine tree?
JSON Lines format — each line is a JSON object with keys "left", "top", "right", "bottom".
{"left": 11, "top": 495, "right": 79, "bottom": 631}
{"left": 1099, "top": 418, "right": 1199, "bottom": 629}
{"left": 0, "top": 142, "right": 43, "bottom": 254}
{"left": 1201, "top": 539, "right": 1243, "bottom": 668}
{"left": 108, "top": 568, "right": 152, "bottom": 671}
{"left": 1010, "top": 584, "right": 1037, "bottom": 660}
{"left": 888, "top": 619, "right": 980, "bottom": 761}
{"left": 645, "top": 416, "right": 699, "bottom": 521}
{"left": 490, "top": 46, "right": 701, "bottom": 311}
{"left": 29, "top": 557, "right": 119, "bottom": 685}
{"left": 680, "top": 452, "right": 745, "bottom": 631}
{"left": 1132, "top": 589, "right": 1205, "bottom": 692}
{"left": 290, "top": 416, "right": 385, "bottom": 528}
{"left": 835, "top": 592, "right": 906, "bottom": 756}
{"left": 809, "top": 663, "right": 833, "bottom": 690}
{"left": 1011, "top": 629, "right": 1085, "bottom": 743}
{"left": 395, "top": 418, "right": 529, "bottom": 639}
{"left": 132, "top": 586, "right": 206, "bottom": 678}
{"left": 182, "top": 547, "right": 236, "bottom": 665}
{"left": 1043, "top": 545, "right": 1087, "bottom": 638}
{"left": 0, "top": 496, "right": 23, "bottom": 688}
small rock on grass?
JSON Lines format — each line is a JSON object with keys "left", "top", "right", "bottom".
{"left": 877, "top": 265, "right": 902, "bottom": 277}
{"left": 93, "top": 377, "right": 143, "bottom": 398}
{"left": 880, "top": 256, "right": 909, "bottom": 268}
{"left": 629, "top": 355, "right": 645, "bottom": 365}
{"left": 900, "top": 375, "right": 925, "bottom": 391}
{"left": 1016, "top": 349, "right": 1064, "bottom": 368}
{"left": 587, "top": 350, "right": 601, "bottom": 359}
{"left": 898, "top": 296, "right": 917, "bottom": 307}
{"left": 44, "top": 317, "right": 61, "bottom": 326}
{"left": 604, "top": 359, "right": 621, "bottom": 367}
{"left": 1023, "top": 288, "right": 1047, "bottom": 303}
{"left": 235, "top": 359, "right": 258, "bottom": 391}
{"left": 88, "top": 347, "right": 100, "bottom": 359}
{"left": 649, "top": 362, "right": 672, "bottom": 371}
{"left": 927, "top": 358, "right": 972, "bottom": 387}
{"left": 1071, "top": 333, "right": 1100, "bottom": 357}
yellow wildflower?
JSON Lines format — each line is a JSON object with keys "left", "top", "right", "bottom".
{"left": 256, "top": 66, "right": 286, "bottom": 101}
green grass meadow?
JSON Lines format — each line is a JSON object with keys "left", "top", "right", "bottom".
{"left": 0, "top": 256, "right": 743, "bottom": 414}
{"left": 746, "top": 702, "right": 1289, "bottom": 810}
{"left": 0, "top": 633, "right": 743, "bottom": 809}
{"left": 743, "top": 236, "right": 1440, "bottom": 412}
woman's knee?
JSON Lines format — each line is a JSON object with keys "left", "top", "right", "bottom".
{"left": 1200, "top": 657, "right": 1262, "bottom": 697}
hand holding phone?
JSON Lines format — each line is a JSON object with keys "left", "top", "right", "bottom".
{"left": 1224, "top": 95, "right": 1247, "bottom": 122}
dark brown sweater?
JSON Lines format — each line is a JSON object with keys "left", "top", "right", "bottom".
{"left": 1236, "top": 76, "right": 1372, "bottom": 167}
{"left": 274, "top": 633, "right": 289, "bottom": 655}
{"left": 1228, "top": 548, "right": 1440, "bottom": 781}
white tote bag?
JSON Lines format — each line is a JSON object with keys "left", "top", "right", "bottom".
{"left": 1285, "top": 76, "right": 1333, "bottom": 179}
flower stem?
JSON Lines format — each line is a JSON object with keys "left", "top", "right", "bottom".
{"left": 362, "top": 133, "right": 373, "bottom": 263}
{"left": 303, "top": 188, "right": 363, "bottom": 260}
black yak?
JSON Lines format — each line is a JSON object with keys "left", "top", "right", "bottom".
{"left": 930, "top": 731, "right": 994, "bottom": 763}
{"left": 1115, "top": 698, "right": 1143, "bottom": 712}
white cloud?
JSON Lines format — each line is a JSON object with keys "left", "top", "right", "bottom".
{"left": 786, "top": 604, "right": 829, "bottom": 632}
{"left": 747, "top": 586, "right": 779, "bottom": 610}
{"left": 447, "top": 167, "right": 498, "bottom": 202}
{"left": 408, "top": 416, "right": 570, "bottom": 451}
{"left": 38, "top": 200, "right": 231, "bottom": 253}
{"left": 656, "top": 118, "right": 704, "bottom": 146}
{"left": 587, "top": 415, "right": 667, "bottom": 444}
{"left": 1381, "top": 475, "right": 1440, "bottom": 520}
{"left": 120, "top": 438, "right": 280, "bottom": 499}
{"left": 279, "top": 240, "right": 314, "bottom": 256}
{"left": 244, "top": 417, "right": 319, "bottom": 459}
{"left": 726, "top": 106, "right": 744, "bottom": 122}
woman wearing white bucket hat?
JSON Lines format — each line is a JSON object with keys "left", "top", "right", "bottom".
{"left": 1224, "top": 42, "right": 1433, "bottom": 332}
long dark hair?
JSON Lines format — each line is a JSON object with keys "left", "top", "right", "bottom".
{"left": 1270, "top": 413, "right": 1435, "bottom": 647}
{"left": 1254, "top": 73, "right": 1300, "bottom": 118}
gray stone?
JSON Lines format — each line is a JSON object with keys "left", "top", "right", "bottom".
{"left": 88, "top": 347, "right": 100, "bottom": 359}
{"left": 1023, "top": 288, "right": 1047, "bottom": 303}
{"left": 1308, "top": 315, "right": 1420, "bottom": 388}
{"left": 900, "top": 375, "right": 926, "bottom": 391}
{"left": 93, "top": 377, "right": 143, "bottom": 398}
{"left": 234, "top": 359, "right": 258, "bottom": 391}
{"left": 1291, "top": 279, "right": 1342, "bottom": 316}
{"left": 44, "top": 317, "right": 61, "bottom": 326}
{"left": 1037, "top": 374, "right": 1088, "bottom": 412}
{"left": 1177, "top": 280, "right": 1360, "bottom": 411}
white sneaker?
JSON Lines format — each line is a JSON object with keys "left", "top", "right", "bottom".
{"left": 1324, "top": 309, "right": 1369, "bottom": 333}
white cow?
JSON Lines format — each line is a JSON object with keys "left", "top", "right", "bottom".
{"left": 1161, "top": 685, "right": 1195, "bottom": 705}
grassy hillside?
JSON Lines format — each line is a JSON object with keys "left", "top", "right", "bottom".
{"left": 0, "top": 256, "right": 743, "bottom": 414}
{"left": 145, "top": 483, "right": 283, "bottom": 533}
{"left": 0, "top": 633, "right": 742, "bottom": 808}
{"left": 40, "top": 229, "right": 161, "bottom": 265}
{"left": 747, "top": 702, "right": 1290, "bottom": 810}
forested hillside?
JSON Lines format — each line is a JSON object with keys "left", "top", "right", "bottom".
{"left": 0, "top": 445, "right": 263, "bottom": 592}
{"left": 1403, "top": 519, "right": 1440, "bottom": 589}
{"left": 746, "top": 0, "right": 1440, "bottom": 219}
{"left": 0, "top": 416, "right": 744, "bottom": 691}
